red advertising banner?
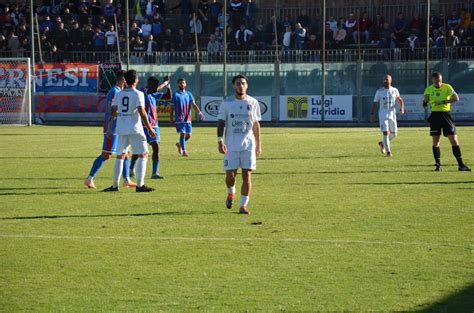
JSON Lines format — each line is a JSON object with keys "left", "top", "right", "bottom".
{"left": 35, "top": 95, "right": 105, "bottom": 113}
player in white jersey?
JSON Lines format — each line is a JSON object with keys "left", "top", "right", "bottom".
{"left": 104, "top": 69, "right": 156, "bottom": 192}
{"left": 217, "top": 74, "right": 262, "bottom": 214}
{"left": 370, "top": 75, "right": 405, "bottom": 157}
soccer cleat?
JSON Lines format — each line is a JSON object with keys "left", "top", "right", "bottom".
{"left": 123, "top": 180, "right": 137, "bottom": 188}
{"left": 386, "top": 152, "right": 392, "bottom": 157}
{"left": 182, "top": 150, "right": 189, "bottom": 157}
{"left": 176, "top": 142, "right": 183, "bottom": 155}
{"left": 103, "top": 186, "right": 118, "bottom": 192}
{"left": 129, "top": 167, "right": 135, "bottom": 178}
{"left": 84, "top": 178, "right": 96, "bottom": 189}
{"left": 434, "top": 164, "right": 442, "bottom": 172}
{"left": 151, "top": 174, "right": 165, "bottom": 179}
{"left": 226, "top": 194, "right": 235, "bottom": 209}
{"left": 378, "top": 141, "right": 386, "bottom": 154}
{"left": 239, "top": 206, "right": 250, "bottom": 214}
{"left": 136, "top": 185, "right": 155, "bottom": 192}
{"left": 458, "top": 164, "right": 471, "bottom": 171}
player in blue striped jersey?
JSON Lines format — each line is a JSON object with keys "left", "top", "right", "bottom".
{"left": 130, "top": 76, "right": 171, "bottom": 179}
{"left": 84, "top": 70, "right": 136, "bottom": 189}
{"left": 170, "top": 78, "right": 205, "bottom": 157}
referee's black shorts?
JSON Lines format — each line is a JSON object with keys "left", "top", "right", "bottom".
{"left": 427, "top": 111, "right": 456, "bottom": 137}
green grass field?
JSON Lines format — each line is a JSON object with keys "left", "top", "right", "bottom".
{"left": 0, "top": 125, "right": 473, "bottom": 311}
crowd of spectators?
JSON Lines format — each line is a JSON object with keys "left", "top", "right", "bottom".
{"left": 0, "top": 0, "right": 473, "bottom": 63}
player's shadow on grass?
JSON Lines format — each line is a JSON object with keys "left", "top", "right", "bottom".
{"left": 416, "top": 282, "right": 474, "bottom": 312}
{"left": 0, "top": 211, "right": 217, "bottom": 220}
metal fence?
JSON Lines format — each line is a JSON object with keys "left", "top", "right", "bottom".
{"left": 3, "top": 46, "right": 474, "bottom": 65}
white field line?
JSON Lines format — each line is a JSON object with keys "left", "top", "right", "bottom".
{"left": 0, "top": 234, "right": 471, "bottom": 249}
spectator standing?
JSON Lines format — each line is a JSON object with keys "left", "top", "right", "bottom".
{"left": 394, "top": 12, "right": 408, "bottom": 42}
{"left": 176, "top": 28, "right": 192, "bottom": 51}
{"left": 297, "top": 9, "right": 311, "bottom": 28}
{"left": 409, "top": 14, "right": 424, "bottom": 37}
{"left": 70, "top": 21, "right": 83, "bottom": 52}
{"left": 189, "top": 14, "right": 203, "bottom": 35}
{"left": 210, "top": 0, "right": 223, "bottom": 31}
{"left": 207, "top": 33, "right": 222, "bottom": 62}
{"left": 130, "top": 21, "right": 143, "bottom": 38}
{"left": 104, "top": 24, "right": 117, "bottom": 51}
{"left": 103, "top": 0, "right": 115, "bottom": 24}
{"left": 229, "top": 0, "right": 245, "bottom": 29}
{"left": 327, "top": 16, "right": 338, "bottom": 33}
{"left": 152, "top": 13, "right": 163, "bottom": 37}
{"left": 198, "top": 0, "right": 210, "bottom": 32}
{"left": 294, "top": 22, "right": 306, "bottom": 50}
{"left": 142, "top": 17, "right": 153, "bottom": 37}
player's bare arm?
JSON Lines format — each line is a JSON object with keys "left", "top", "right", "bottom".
{"left": 138, "top": 106, "right": 156, "bottom": 138}
{"left": 217, "top": 119, "right": 227, "bottom": 154}
{"left": 370, "top": 101, "right": 378, "bottom": 124}
{"left": 192, "top": 100, "right": 205, "bottom": 121}
{"left": 106, "top": 106, "right": 118, "bottom": 138}
{"left": 253, "top": 120, "right": 261, "bottom": 157}
{"left": 397, "top": 96, "right": 405, "bottom": 114}
{"left": 423, "top": 95, "right": 430, "bottom": 108}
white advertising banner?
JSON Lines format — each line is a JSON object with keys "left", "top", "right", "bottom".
{"left": 200, "top": 96, "right": 272, "bottom": 121}
{"left": 402, "top": 93, "right": 474, "bottom": 120}
{"left": 279, "top": 95, "right": 353, "bottom": 121}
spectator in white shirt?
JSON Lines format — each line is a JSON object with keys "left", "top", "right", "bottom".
{"left": 104, "top": 24, "right": 117, "bottom": 51}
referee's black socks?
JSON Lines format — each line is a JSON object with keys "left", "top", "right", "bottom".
{"left": 432, "top": 146, "right": 441, "bottom": 165}
{"left": 452, "top": 145, "right": 465, "bottom": 167}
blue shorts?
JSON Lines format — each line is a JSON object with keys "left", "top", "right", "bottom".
{"left": 176, "top": 122, "right": 192, "bottom": 134}
{"left": 102, "top": 134, "right": 118, "bottom": 153}
{"left": 145, "top": 126, "right": 160, "bottom": 143}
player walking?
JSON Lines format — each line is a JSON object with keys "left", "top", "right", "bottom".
{"left": 104, "top": 69, "right": 156, "bottom": 192}
{"left": 129, "top": 76, "right": 171, "bottom": 179}
{"left": 84, "top": 70, "right": 137, "bottom": 189}
{"left": 423, "top": 72, "right": 471, "bottom": 171}
{"left": 370, "top": 75, "right": 405, "bottom": 157}
{"left": 170, "top": 78, "right": 205, "bottom": 157}
{"left": 217, "top": 74, "right": 262, "bottom": 214}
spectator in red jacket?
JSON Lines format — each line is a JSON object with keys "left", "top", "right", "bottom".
{"left": 352, "top": 12, "right": 371, "bottom": 44}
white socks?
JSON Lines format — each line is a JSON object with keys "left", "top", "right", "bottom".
{"left": 136, "top": 157, "right": 147, "bottom": 187}
{"left": 240, "top": 195, "right": 250, "bottom": 208}
{"left": 113, "top": 159, "right": 124, "bottom": 188}
{"left": 383, "top": 135, "right": 391, "bottom": 153}
{"left": 227, "top": 186, "right": 236, "bottom": 195}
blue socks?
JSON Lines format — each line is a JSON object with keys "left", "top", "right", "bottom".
{"left": 152, "top": 161, "right": 159, "bottom": 175}
{"left": 180, "top": 136, "right": 186, "bottom": 151}
{"left": 88, "top": 155, "right": 106, "bottom": 178}
{"left": 122, "top": 157, "right": 130, "bottom": 180}
{"left": 129, "top": 157, "right": 137, "bottom": 171}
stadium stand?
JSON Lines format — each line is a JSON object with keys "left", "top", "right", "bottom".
{"left": 0, "top": 0, "right": 473, "bottom": 63}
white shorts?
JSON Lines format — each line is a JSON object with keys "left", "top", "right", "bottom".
{"left": 224, "top": 149, "right": 256, "bottom": 171}
{"left": 380, "top": 118, "right": 397, "bottom": 133}
{"left": 117, "top": 134, "right": 149, "bottom": 155}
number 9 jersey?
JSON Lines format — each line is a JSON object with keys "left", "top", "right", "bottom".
{"left": 112, "top": 87, "right": 146, "bottom": 136}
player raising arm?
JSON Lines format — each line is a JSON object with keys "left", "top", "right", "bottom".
{"left": 129, "top": 76, "right": 171, "bottom": 179}
{"left": 423, "top": 72, "right": 470, "bottom": 171}
{"left": 370, "top": 74, "right": 404, "bottom": 157}
{"left": 104, "top": 69, "right": 157, "bottom": 192}
{"left": 217, "top": 74, "right": 261, "bottom": 214}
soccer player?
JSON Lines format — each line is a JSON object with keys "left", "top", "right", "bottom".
{"left": 103, "top": 69, "right": 156, "bottom": 192}
{"left": 423, "top": 72, "right": 471, "bottom": 171}
{"left": 217, "top": 74, "right": 262, "bottom": 214}
{"left": 84, "top": 70, "right": 136, "bottom": 189}
{"left": 170, "top": 78, "right": 205, "bottom": 157}
{"left": 129, "top": 76, "right": 171, "bottom": 179}
{"left": 370, "top": 74, "right": 405, "bottom": 157}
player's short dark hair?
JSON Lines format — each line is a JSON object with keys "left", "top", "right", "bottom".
{"left": 177, "top": 78, "right": 186, "bottom": 83}
{"left": 148, "top": 76, "right": 159, "bottom": 85}
{"left": 232, "top": 74, "right": 248, "bottom": 84}
{"left": 432, "top": 72, "right": 442, "bottom": 78}
{"left": 124, "top": 70, "right": 138, "bottom": 85}
{"left": 116, "top": 70, "right": 126, "bottom": 81}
